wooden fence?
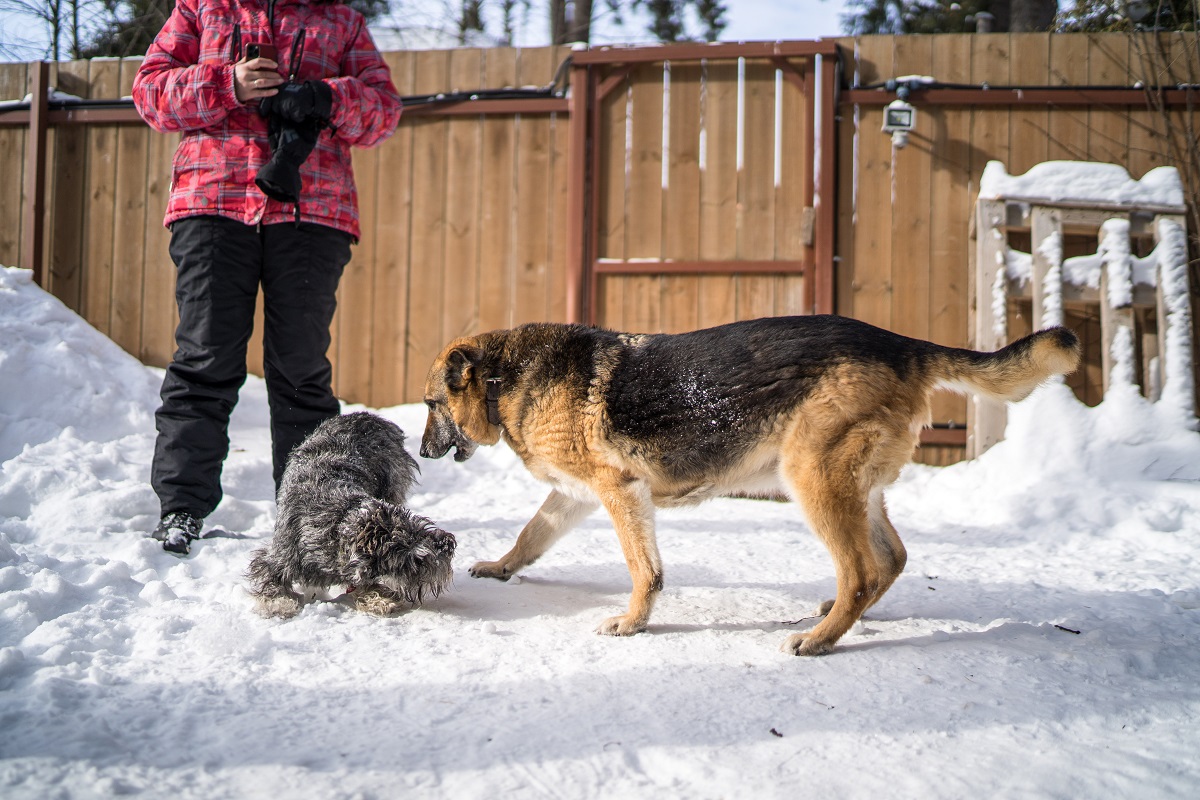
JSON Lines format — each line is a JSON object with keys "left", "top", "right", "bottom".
{"left": 1, "top": 34, "right": 1197, "bottom": 466}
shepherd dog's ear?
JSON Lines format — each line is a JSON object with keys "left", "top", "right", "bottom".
{"left": 445, "top": 346, "right": 483, "bottom": 392}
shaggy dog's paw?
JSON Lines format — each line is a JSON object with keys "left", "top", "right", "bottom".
{"left": 595, "top": 614, "right": 647, "bottom": 636}
{"left": 818, "top": 599, "right": 836, "bottom": 616}
{"left": 781, "top": 632, "right": 834, "bottom": 657}
{"left": 256, "top": 595, "right": 302, "bottom": 619}
{"left": 354, "top": 587, "right": 404, "bottom": 616}
{"left": 469, "top": 560, "right": 513, "bottom": 581}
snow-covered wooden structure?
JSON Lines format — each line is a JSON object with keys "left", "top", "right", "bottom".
{"left": 970, "top": 161, "right": 1194, "bottom": 458}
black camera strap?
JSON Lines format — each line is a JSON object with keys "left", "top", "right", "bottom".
{"left": 289, "top": 26, "right": 305, "bottom": 81}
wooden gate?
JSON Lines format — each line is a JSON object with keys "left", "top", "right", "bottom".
{"left": 564, "top": 42, "right": 839, "bottom": 332}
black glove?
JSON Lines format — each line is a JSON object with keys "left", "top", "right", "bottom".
{"left": 260, "top": 80, "right": 333, "bottom": 125}
{"left": 255, "top": 114, "right": 323, "bottom": 204}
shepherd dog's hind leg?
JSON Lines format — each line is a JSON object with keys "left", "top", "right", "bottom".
{"left": 470, "top": 489, "right": 599, "bottom": 580}
{"left": 864, "top": 487, "right": 907, "bottom": 612}
{"left": 814, "top": 489, "right": 908, "bottom": 619}
{"left": 780, "top": 423, "right": 888, "bottom": 656}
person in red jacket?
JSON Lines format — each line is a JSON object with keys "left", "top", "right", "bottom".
{"left": 133, "top": 0, "right": 402, "bottom": 555}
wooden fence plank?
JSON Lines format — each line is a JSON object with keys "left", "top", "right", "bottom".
{"left": 545, "top": 45, "right": 573, "bottom": 325}
{"left": 1046, "top": 34, "right": 1090, "bottom": 161}
{"left": 140, "top": 127, "right": 178, "bottom": 368}
{"left": 662, "top": 61, "right": 702, "bottom": 333}
{"left": 334, "top": 142, "right": 380, "bottom": 403}
{"left": 1088, "top": 34, "right": 1131, "bottom": 167}
{"left": 833, "top": 38, "right": 858, "bottom": 320}
{"left": 439, "top": 48, "right": 484, "bottom": 344}
{"left": 81, "top": 59, "right": 122, "bottom": 337}
{"left": 1126, "top": 33, "right": 1173, "bottom": 178}
{"left": 513, "top": 47, "right": 557, "bottom": 326}
{"left": 774, "top": 59, "right": 808, "bottom": 316}
{"left": 624, "top": 62, "right": 664, "bottom": 333}
{"left": 1008, "top": 33, "right": 1051, "bottom": 176}
{"left": 889, "top": 34, "right": 932, "bottom": 343}
{"left": 109, "top": 58, "right": 150, "bottom": 358}
{"left": 478, "top": 48, "right": 518, "bottom": 333}
{"left": 928, "top": 34, "right": 972, "bottom": 429}
{"left": 31, "top": 62, "right": 62, "bottom": 289}
{"left": 369, "top": 51, "right": 416, "bottom": 408}
{"left": 45, "top": 60, "right": 88, "bottom": 312}
{"left": 971, "top": 34, "right": 1013, "bottom": 168}
{"left": 696, "top": 60, "right": 738, "bottom": 328}
{"left": 403, "top": 49, "right": 452, "bottom": 402}
{"left": 1125, "top": 25, "right": 1194, "bottom": 240}
{"left": 0, "top": 62, "right": 27, "bottom": 269}
{"left": 598, "top": 67, "right": 629, "bottom": 331}
{"left": 736, "top": 59, "right": 777, "bottom": 320}
{"left": 848, "top": 36, "right": 895, "bottom": 332}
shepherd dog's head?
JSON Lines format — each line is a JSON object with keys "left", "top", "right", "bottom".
{"left": 420, "top": 338, "right": 502, "bottom": 462}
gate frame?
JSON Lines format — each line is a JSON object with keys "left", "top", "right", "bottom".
{"left": 563, "top": 41, "right": 843, "bottom": 325}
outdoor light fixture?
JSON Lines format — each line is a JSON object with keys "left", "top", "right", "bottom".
{"left": 882, "top": 96, "right": 917, "bottom": 148}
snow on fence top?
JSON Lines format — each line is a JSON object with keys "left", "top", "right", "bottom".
{"left": 979, "top": 160, "right": 1186, "bottom": 211}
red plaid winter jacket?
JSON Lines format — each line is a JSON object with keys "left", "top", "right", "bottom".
{"left": 132, "top": 0, "right": 402, "bottom": 239}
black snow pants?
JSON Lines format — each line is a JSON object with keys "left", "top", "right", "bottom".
{"left": 152, "top": 215, "right": 353, "bottom": 518}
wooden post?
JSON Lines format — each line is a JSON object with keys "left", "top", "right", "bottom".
{"left": 814, "top": 51, "right": 838, "bottom": 315}
{"left": 22, "top": 61, "right": 48, "bottom": 285}
{"left": 565, "top": 59, "right": 589, "bottom": 325}
{"left": 968, "top": 198, "right": 1009, "bottom": 458}
{"left": 1098, "top": 219, "right": 1136, "bottom": 391}
{"left": 1030, "top": 206, "right": 1062, "bottom": 329}
{"left": 1154, "top": 214, "right": 1196, "bottom": 419}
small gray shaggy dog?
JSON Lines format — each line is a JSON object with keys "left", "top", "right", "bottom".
{"left": 247, "top": 412, "right": 456, "bottom": 618}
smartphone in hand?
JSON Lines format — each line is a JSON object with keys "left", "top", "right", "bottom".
{"left": 245, "top": 43, "right": 278, "bottom": 61}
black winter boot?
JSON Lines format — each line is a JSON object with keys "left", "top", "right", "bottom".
{"left": 152, "top": 511, "right": 204, "bottom": 556}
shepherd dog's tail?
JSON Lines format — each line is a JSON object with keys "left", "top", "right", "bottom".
{"left": 930, "top": 327, "right": 1082, "bottom": 402}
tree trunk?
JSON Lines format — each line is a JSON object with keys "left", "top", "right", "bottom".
{"left": 552, "top": 0, "right": 593, "bottom": 44}
{"left": 1003, "top": 0, "right": 1058, "bottom": 33}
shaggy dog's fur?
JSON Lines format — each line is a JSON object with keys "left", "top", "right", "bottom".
{"left": 419, "top": 315, "right": 1080, "bottom": 655}
{"left": 248, "top": 412, "right": 455, "bottom": 618}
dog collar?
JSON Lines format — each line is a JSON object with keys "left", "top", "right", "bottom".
{"left": 485, "top": 376, "right": 502, "bottom": 426}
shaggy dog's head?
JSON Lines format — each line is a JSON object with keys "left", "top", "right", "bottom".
{"left": 345, "top": 501, "right": 456, "bottom": 604}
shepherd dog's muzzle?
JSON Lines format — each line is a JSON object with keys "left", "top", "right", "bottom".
{"left": 420, "top": 409, "right": 478, "bottom": 462}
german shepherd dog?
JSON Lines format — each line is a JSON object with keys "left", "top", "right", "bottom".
{"left": 420, "top": 316, "right": 1080, "bottom": 655}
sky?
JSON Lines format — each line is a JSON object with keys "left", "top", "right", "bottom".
{"left": 1, "top": 154, "right": 1200, "bottom": 796}
{"left": 0, "top": 1, "right": 851, "bottom": 62}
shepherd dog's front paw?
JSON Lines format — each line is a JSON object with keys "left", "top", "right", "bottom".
{"left": 595, "top": 613, "right": 647, "bottom": 636}
{"left": 781, "top": 632, "right": 834, "bottom": 656}
{"left": 469, "top": 560, "right": 513, "bottom": 581}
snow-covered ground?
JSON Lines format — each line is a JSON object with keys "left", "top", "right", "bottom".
{"left": 2, "top": 263, "right": 1199, "bottom": 798}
